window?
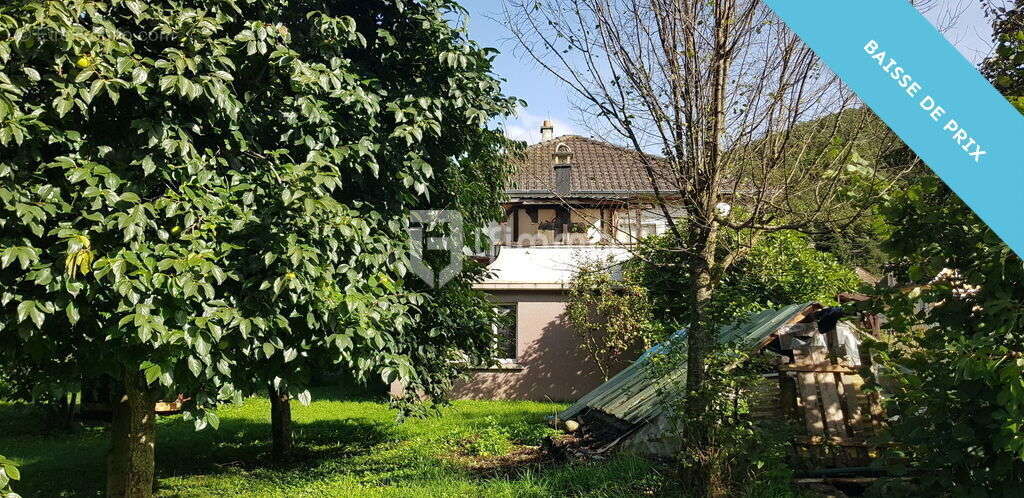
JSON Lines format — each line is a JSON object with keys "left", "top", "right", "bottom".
{"left": 493, "top": 304, "right": 517, "bottom": 361}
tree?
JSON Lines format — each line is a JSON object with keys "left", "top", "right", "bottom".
{"left": 857, "top": 3, "right": 1024, "bottom": 492}
{"left": 0, "top": 0, "right": 517, "bottom": 495}
{"left": 566, "top": 259, "right": 659, "bottom": 380}
{"left": 502, "top": 1, "right": 911, "bottom": 489}
{"left": 867, "top": 174, "right": 1024, "bottom": 494}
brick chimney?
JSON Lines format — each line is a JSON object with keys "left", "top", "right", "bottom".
{"left": 540, "top": 120, "right": 554, "bottom": 141}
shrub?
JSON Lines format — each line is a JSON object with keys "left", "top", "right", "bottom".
{"left": 505, "top": 421, "right": 561, "bottom": 446}
{"left": 567, "top": 260, "right": 661, "bottom": 379}
{"left": 651, "top": 343, "right": 799, "bottom": 497}
{"left": 862, "top": 174, "right": 1024, "bottom": 494}
{"left": 852, "top": 6, "right": 1024, "bottom": 493}
{"left": 630, "top": 229, "right": 859, "bottom": 331}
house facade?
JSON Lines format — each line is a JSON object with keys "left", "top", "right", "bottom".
{"left": 451, "top": 122, "right": 681, "bottom": 401}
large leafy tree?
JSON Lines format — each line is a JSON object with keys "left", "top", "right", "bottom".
{"left": 868, "top": 173, "right": 1024, "bottom": 494}
{"left": 0, "top": 0, "right": 517, "bottom": 496}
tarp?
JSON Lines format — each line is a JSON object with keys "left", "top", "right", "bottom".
{"left": 557, "top": 302, "right": 816, "bottom": 425}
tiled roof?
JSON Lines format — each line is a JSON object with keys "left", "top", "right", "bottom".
{"left": 509, "top": 135, "right": 677, "bottom": 196}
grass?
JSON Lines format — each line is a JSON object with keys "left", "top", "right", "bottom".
{"left": 0, "top": 387, "right": 670, "bottom": 497}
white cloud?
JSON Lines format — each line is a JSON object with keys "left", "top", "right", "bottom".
{"left": 502, "top": 109, "right": 574, "bottom": 144}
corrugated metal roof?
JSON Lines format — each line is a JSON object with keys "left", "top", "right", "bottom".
{"left": 557, "top": 302, "right": 816, "bottom": 425}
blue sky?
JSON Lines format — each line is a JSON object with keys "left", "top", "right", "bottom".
{"left": 458, "top": 0, "right": 996, "bottom": 144}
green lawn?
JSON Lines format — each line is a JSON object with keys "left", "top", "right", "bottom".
{"left": 0, "top": 388, "right": 668, "bottom": 497}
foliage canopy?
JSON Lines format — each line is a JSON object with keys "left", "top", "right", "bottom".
{"left": 0, "top": 0, "right": 517, "bottom": 432}
{"left": 859, "top": 5, "right": 1024, "bottom": 492}
{"left": 630, "top": 229, "right": 859, "bottom": 332}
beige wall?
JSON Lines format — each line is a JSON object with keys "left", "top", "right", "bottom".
{"left": 451, "top": 289, "right": 611, "bottom": 402}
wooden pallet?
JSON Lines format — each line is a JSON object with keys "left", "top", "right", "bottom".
{"left": 779, "top": 345, "right": 883, "bottom": 468}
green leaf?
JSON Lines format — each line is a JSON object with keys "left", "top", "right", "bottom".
{"left": 188, "top": 356, "right": 202, "bottom": 377}
{"left": 15, "top": 301, "right": 33, "bottom": 323}
{"left": 216, "top": 358, "right": 231, "bottom": 376}
{"left": 28, "top": 304, "right": 44, "bottom": 329}
{"left": 3, "top": 463, "right": 18, "bottom": 481}
{"left": 238, "top": 319, "right": 251, "bottom": 337}
{"left": 66, "top": 302, "right": 80, "bottom": 325}
{"left": 144, "top": 364, "right": 162, "bottom": 385}
{"left": 132, "top": 67, "right": 148, "bottom": 85}
{"left": 206, "top": 411, "right": 220, "bottom": 430}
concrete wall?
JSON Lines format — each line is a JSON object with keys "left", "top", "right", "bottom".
{"left": 451, "top": 289, "right": 610, "bottom": 401}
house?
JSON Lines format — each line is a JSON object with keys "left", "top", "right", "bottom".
{"left": 450, "top": 122, "right": 682, "bottom": 401}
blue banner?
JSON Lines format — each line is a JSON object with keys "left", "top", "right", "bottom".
{"left": 763, "top": 1, "right": 1024, "bottom": 257}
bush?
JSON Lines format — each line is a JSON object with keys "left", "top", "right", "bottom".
{"left": 862, "top": 172, "right": 1024, "bottom": 494}
{"left": 630, "top": 230, "right": 860, "bottom": 330}
{"left": 505, "top": 421, "right": 560, "bottom": 446}
{"left": 567, "top": 260, "right": 662, "bottom": 379}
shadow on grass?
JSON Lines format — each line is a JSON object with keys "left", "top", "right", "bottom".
{"left": 6, "top": 412, "right": 399, "bottom": 497}
{"left": 3, "top": 393, "right": 609, "bottom": 496}
{"left": 307, "top": 384, "right": 390, "bottom": 403}
{"left": 0, "top": 402, "right": 55, "bottom": 436}
{"left": 156, "top": 415, "right": 400, "bottom": 477}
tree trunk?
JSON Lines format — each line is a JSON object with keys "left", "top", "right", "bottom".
{"left": 269, "top": 383, "right": 292, "bottom": 461}
{"left": 684, "top": 217, "right": 719, "bottom": 397}
{"left": 683, "top": 230, "right": 721, "bottom": 498}
{"left": 107, "top": 369, "right": 157, "bottom": 498}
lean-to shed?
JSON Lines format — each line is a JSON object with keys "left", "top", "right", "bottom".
{"left": 552, "top": 302, "right": 881, "bottom": 466}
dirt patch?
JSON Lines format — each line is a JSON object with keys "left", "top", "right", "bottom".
{"left": 445, "top": 445, "right": 553, "bottom": 478}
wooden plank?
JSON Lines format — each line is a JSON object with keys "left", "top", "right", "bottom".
{"left": 779, "top": 365, "right": 861, "bottom": 374}
{"left": 155, "top": 401, "right": 182, "bottom": 413}
{"left": 797, "top": 372, "right": 825, "bottom": 435}
{"left": 868, "top": 390, "right": 885, "bottom": 433}
{"left": 779, "top": 371, "right": 800, "bottom": 421}
{"left": 859, "top": 345, "right": 886, "bottom": 432}
{"left": 794, "top": 436, "right": 873, "bottom": 447}
{"left": 832, "top": 376, "right": 862, "bottom": 463}
{"left": 825, "top": 326, "right": 841, "bottom": 361}
{"left": 840, "top": 374, "right": 865, "bottom": 432}
{"left": 817, "top": 372, "right": 849, "bottom": 438}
